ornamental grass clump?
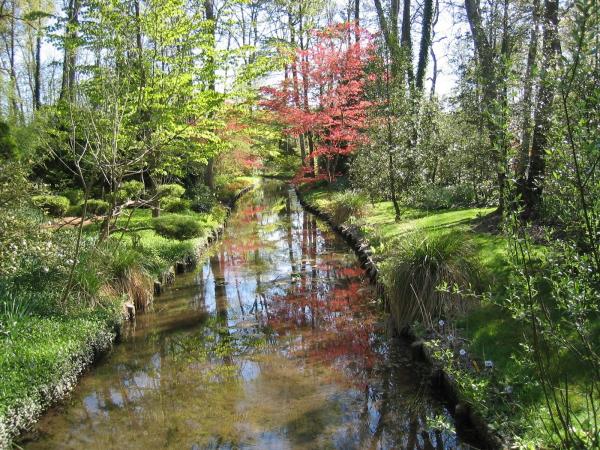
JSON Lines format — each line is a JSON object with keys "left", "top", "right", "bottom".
{"left": 325, "top": 190, "right": 368, "bottom": 224}
{"left": 382, "top": 231, "right": 479, "bottom": 331}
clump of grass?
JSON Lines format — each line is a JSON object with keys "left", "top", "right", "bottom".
{"left": 324, "top": 190, "right": 368, "bottom": 224}
{"left": 381, "top": 231, "right": 479, "bottom": 330}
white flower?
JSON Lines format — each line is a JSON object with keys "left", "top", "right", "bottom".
{"left": 484, "top": 360, "right": 494, "bottom": 369}
{"left": 43, "top": 267, "right": 49, "bottom": 273}
{"left": 504, "top": 386, "right": 513, "bottom": 394}
{"left": 438, "top": 319, "right": 445, "bottom": 327}
{"left": 459, "top": 349, "right": 467, "bottom": 357}
{"left": 447, "top": 335, "right": 454, "bottom": 342}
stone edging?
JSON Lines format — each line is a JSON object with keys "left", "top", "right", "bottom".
{"left": 294, "top": 186, "right": 503, "bottom": 450}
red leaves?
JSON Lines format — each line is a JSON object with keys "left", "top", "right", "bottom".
{"left": 260, "top": 23, "right": 375, "bottom": 182}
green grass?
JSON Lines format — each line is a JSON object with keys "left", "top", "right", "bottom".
{"left": 0, "top": 179, "right": 255, "bottom": 446}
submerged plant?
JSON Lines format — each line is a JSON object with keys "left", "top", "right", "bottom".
{"left": 382, "top": 231, "right": 479, "bottom": 330}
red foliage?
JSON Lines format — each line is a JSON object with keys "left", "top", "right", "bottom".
{"left": 261, "top": 23, "right": 375, "bottom": 182}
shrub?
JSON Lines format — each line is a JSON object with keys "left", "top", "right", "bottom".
{"left": 66, "top": 204, "right": 82, "bottom": 216}
{"left": 185, "top": 184, "right": 216, "bottom": 213}
{"left": 324, "top": 190, "right": 368, "bottom": 224}
{"left": 61, "top": 188, "right": 84, "bottom": 206}
{"left": 115, "top": 180, "right": 144, "bottom": 203}
{"left": 413, "top": 184, "right": 477, "bottom": 210}
{"left": 161, "top": 196, "right": 190, "bottom": 213}
{"left": 381, "top": 232, "right": 479, "bottom": 331}
{"left": 152, "top": 215, "right": 205, "bottom": 240}
{"left": 31, "top": 195, "right": 70, "bottom": 217}
{"left": 85, "top": 199, "right": 110, "bottom": 216}
{"left": 157, "top": 183, "right": 185, "bottom": 198}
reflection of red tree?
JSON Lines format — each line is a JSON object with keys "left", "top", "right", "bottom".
{"left": 267, "top": 268, "right": 378, "bottom": 387}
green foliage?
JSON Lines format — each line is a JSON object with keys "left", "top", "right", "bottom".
{"left": 31, "top": 195, "right": 70, "bottom": 217}
{"left": 413, "top": 184, "right": 478, "bottom": 210}
{"left": 381, "top": 232, "right": 479, "bottom": 329}
{"left": 61, "top": 188, "right": 84, "bottom": 206}
{"left": 116, "top": 180, "right": 144, "bottom": 203}
{"left": 157, "top": 183, "right": 185, "bottom": 199}
{"left": 0, "top": 122, "right": 17, "bottom": 160}
{"left": 85, "top": 199, "right": 110, "bottom": 216}
{"left": 185, "top": 184, "right": 216, "bottom": 213}
{"left": 161, "top": 197, "right": 190, "bottom": 213}
{"left": 323, "top": 190, "right": 368, "bottom": 224}
{"left": 152, "top": 214, "right": 206, "bottom": 241}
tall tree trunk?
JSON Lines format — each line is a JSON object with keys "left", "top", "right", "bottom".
{"left": 464, "top": 0, "right": 508, "bottom": 213}
{"left": 373, "top": 0, "right": 402, "bottom": 78}
{"left": 516, "top": 0, "right": 541, "bottom": 193}
{"left": 203, "top": 0, "right": 217, "bottom": 190}
{"left": 34, "top": 19, "right": 42, "bottom": 110}
{"left": 525, "top": 0, "right": 560, "bottom": 217}
{"left": 400, "top": 0, "right": 414, "bottom": 85}
{"left": 59, "top": 0, "right": 80, "bottom": 101}
{"left": 9, "top": 0, "right": 19, "bottom": 117}
{"left": 415, "top": 0, "right": 433, "bottom": 91}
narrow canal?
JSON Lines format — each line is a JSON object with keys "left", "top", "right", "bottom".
{"left": 24, "top": 181, "right": 472, "bottom": 449}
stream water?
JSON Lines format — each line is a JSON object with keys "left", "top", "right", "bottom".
{"left": 24, "top": 180, "right": 473, "bottom": 449}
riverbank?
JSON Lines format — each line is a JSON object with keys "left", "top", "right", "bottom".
{"left": 0, "top": 179, "right": 256, "bottom": 449}
{"left": 295, "top": 182, "right": 518, "bottom": 447}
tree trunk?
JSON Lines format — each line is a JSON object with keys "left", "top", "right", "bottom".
{"left": 34, "top": 20, "right": 42, "bottom": 110}
{"left": 59, "top": 0, "right": 80, "bottom": 101}
{"left": 415, "top": 0, "right": 433, "bottom": 91}
{"left": 400, "top": 0, "right": 414, "bottom": 85}
{"left": 464, "top": 0, "right": 508, "bottom": 214}
{"left": 203, "top": 0, "right": 216, "bottom": 190}
{"left": 516, "top": 0, "right": 541, "bottom": 191}
{"left": 525, "top": 0, "right": 560, "bottom": 217}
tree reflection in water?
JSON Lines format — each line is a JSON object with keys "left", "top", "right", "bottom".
{"left": 24, "top": 181, "right": 468, "bottom": 450}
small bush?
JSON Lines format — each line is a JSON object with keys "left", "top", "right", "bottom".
{"left": 61, "top": 188, "right": 84, "bottom": 206}
{"left": 413, "top": 184, "right": 477, "bottom": 210}
{"left": 185, "top": 184, "right": 216, "bottom": 213}
{"left": 157, "top": 183, "right": 185, "bottom": 198}
{"left": 31, "top": 195, "right": 70, "bottom": 217}
{"left": 382, "top": 232, "right": 479, "bottom": 330}
{"left": 161, "top": 196, "right": 190, "bottom": 213}
{"left": 116, "top": 180, "right": 144, "bottom": 203}
{"left": 66, "top": 204, "right": 82, "bottom": 216}
{"left": 85, "top": 199, "right": 110, "bottom": 216}
{"left": 152, "top": 215, "right": 205, "bottom": 240}
{"left": 324, "top": 190, "right": 368, "bottom": 224}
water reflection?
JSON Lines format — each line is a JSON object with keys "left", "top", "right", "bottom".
{"left": 24, "top": 181, "right": 471, "bottom": 450}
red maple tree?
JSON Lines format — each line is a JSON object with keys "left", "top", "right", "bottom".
{"left": 261, "top": 23, "right": 374, "bottom": 183}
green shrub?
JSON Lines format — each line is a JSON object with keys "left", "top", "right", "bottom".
{"left": 66, "top": 204, "right": 82, "bottom": 216}
{"left": 413, "top": 184, "right": 477, "bottom": 210}
{"left": 185, "top": 184, "right": 216, "bottom": 213}
{"left": 324, "top": 190, "right": 368, "bottom": 224}
{"left": 152, "top": 215, "right": 205, "bottom": 240}
{"left": 381, "top": 232, "right": 479, "bottom": 330}
{"left": 61, "top": 188, "right": 84, "bottom": 206}
{"left": 161, "top": 196, "right": 190, "bottom": 213}
{"left": 157, "top": 183, "right": 185, "bottom": 198}
{"left": 85, "top": 199, "right": 110, "bottom": 216}
{"left": 31, "top": 195, "right": 70, "bottom": 217}
{"left": 116, "top": 180, "right": 144, "bottom": 203}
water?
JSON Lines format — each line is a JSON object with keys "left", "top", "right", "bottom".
{"left": 24, "top": 181, "right": 471, "bottom": 449}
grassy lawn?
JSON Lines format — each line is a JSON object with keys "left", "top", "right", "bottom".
{"left": 300, "top": 184, "right": 552, "bottom": 436}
